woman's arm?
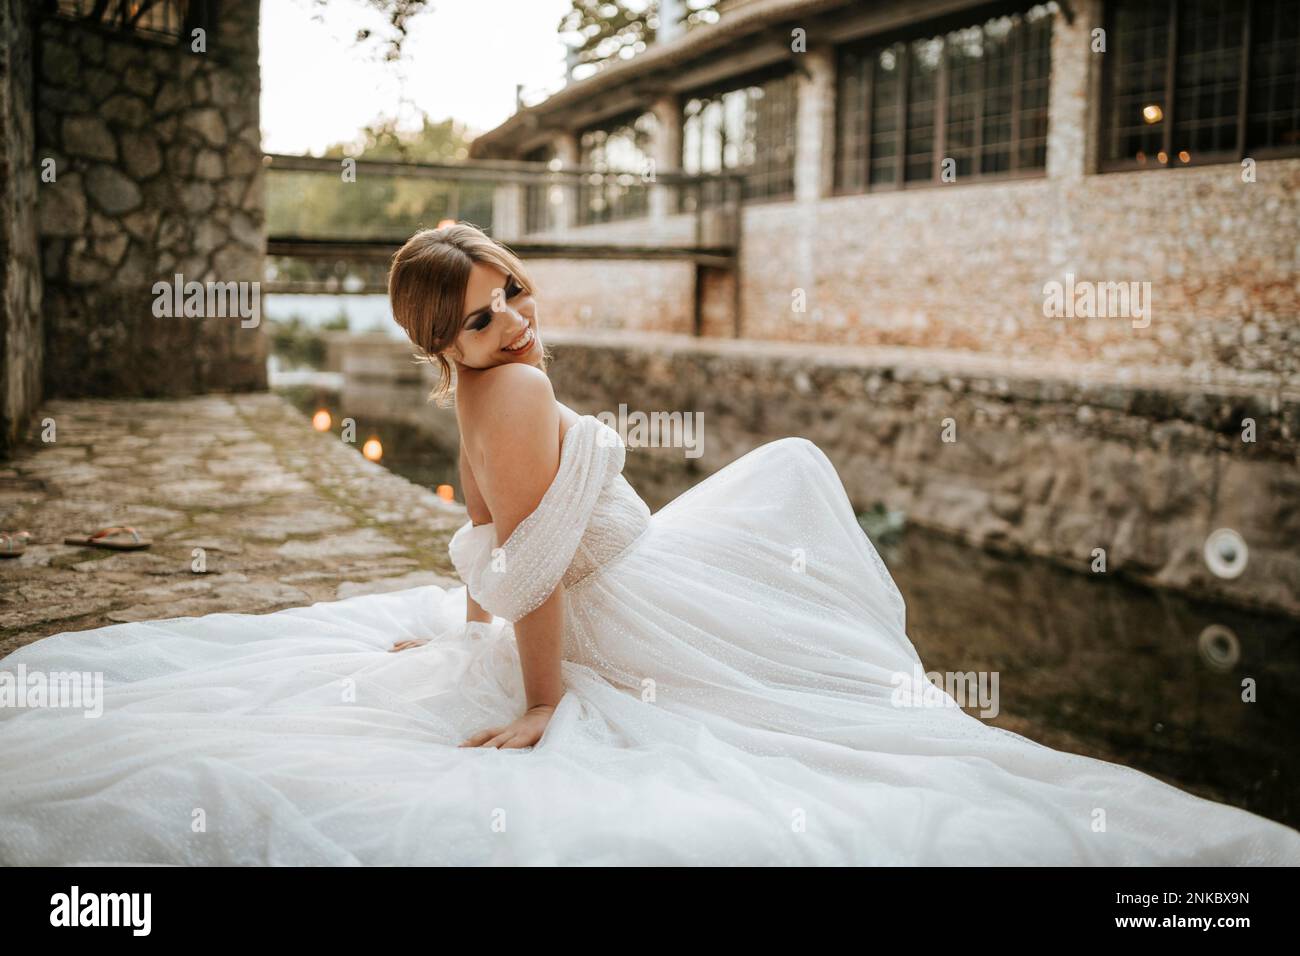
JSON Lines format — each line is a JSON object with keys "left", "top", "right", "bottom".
{"left": 458, "top": 365, "right": 566, "bottom": 748}
{"left": 458, "top": 439, "right": 494, "bottom": 625}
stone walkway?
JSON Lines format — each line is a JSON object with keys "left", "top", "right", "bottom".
{"left": 0, "top": 393, "right": 466, "bottom": 659}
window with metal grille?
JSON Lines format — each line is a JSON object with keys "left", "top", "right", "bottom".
{"left": 53, "top": 0, "right": 214, "bottom": 43}
{"left": 1102, "top": 0, "right": 1300, "bottom": 169}
{"left": 577, "top": 111, "right": 657, "bottom": 225}
{"left": 682, "top": 69, "right": 796, "bottom": 203}
{"left": 835, "top": 3, "right": 1057, "bottom": 192}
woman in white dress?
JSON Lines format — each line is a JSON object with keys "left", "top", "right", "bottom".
{"left": 1, "top": 223, "right": 1297, "bottom": 866}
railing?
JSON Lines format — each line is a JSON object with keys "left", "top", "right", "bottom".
{"left": 262, "top": 153, "right": 745, "bottom": 296}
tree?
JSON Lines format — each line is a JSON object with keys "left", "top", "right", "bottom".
{"left": 266, "top": 112, "right": 482, "bottom": 260}
{"left": 339, "top": 114, "right": 472, "bottom": 164}
{"left": 559, "top": 0, "right": 719, "bottom": 76}
{"left": 49, "top": 0, "right": 433, "bottom": 61}
{"left": 311, "top": 0, "right": 433, "bottom": 62}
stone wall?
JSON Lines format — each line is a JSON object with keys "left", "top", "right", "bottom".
{"left": 739, "top": 158, "right": 1300, "bottom": 379}
{"left": 0, "top": 0, "right": 43, "bottom": 456}
{"left": 34, "top": 1, "right": 267, "bottom": 399}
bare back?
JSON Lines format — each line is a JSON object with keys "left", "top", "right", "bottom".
{"left": 454, "top": 366, "right": 581, "bottom": 527}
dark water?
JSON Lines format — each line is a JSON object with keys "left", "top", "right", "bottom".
{"left": 299, "top": 396, "right": 1299, "bottom": 831}
{"left": 884, "top": 529, "right": 1299, "bottom": 831}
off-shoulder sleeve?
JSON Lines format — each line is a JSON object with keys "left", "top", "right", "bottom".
{"left": 447, "top": 417, "right": 623, "bottom": 623}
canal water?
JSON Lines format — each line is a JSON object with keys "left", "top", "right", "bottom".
{"left": 285, "top": 391, "right": 1299, "bottom": 832}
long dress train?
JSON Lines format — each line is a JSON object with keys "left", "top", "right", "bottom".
{"left": 1, "top": 414, "right": 1297, "bottom": 865}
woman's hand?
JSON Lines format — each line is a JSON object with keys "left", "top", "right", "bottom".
{"left": 459, "top": 703, "right": 556, "bottom": 749}
{"left": 388, "top": 638, "right": 429, "bottom": 652}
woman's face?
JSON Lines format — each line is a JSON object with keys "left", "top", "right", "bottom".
{"left": 447, "top": 262, "right": 540, "bottom": 370}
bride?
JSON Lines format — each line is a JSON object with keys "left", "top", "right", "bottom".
{"left": 1, "top": 223, "right": 1297, "bottom": 866}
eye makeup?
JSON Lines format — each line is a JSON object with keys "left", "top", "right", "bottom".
{"left": 464, "top": 275, "right": 526, "bottom": 332}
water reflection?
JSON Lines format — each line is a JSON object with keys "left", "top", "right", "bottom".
{"left": 886, "top": 529, "right": 1298, "bottom": 831}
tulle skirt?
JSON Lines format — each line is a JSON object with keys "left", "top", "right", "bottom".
{"left": 2, "top": 437, "right": 1297, "bottom": 865}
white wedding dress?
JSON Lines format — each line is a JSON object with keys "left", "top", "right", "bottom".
{"left": 2, "top": 414, "right": 1298, "bottom": 865}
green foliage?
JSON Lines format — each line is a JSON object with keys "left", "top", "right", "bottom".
{"left": 265, "top": 113, "right": 488, "bottom": 244}
{"left": 322, "top": 310, "right": 352, "bottom": 331}
{"left": 312, "top": 0, "right": 433, "bottom": 62}
{"left": 857, "top": 504, "right": 907, "bottom": 544}
{"left": 559, "top": 0, "right": 719, "bottom": 73}
{"left": 268, "top": 316, "right": 336, "bottom": 369}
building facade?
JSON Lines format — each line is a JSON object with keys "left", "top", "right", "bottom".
{"left": 472, "top": 0, "right": 1299, "bottom": 380}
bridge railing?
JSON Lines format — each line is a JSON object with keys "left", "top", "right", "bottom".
{"left": 263, "top": 153, "right": 745, "bottom": 295}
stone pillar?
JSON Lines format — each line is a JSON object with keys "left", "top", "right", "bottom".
{"left": 35, "top": 0, "right": 267, "bottom": 400}
{"left": 794, "top": 48, "right": 835, "bottom": 202}
{"left": 552, "top": 131, "right": 580, "bottom": 232}
{"left": 649, "top": 93, "right": 682, "bottom": 219}
{"left": 0, "top": 0, "right": 43, "bottom": 455}
{"left": 788, "top": 48, "right": 836, "bottom": 336}
{"left": 1043, "top": 2, "right": 1100, "bottom": 292}
{"left": 1046, "top": 0, "right": 1100, "bottom": 181}
{"left": 491, "top": 183, "right": 524, "bottom": 241}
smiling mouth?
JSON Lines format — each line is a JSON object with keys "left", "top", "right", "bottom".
{"left": 502, "top": 325, "right": 535, "bottom": 353}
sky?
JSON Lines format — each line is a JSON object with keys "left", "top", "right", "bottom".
{"left": 260, "top": 0, "right": 576, "bottom": 155}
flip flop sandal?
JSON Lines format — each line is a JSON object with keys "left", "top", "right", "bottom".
{"left": 1, "top": 530, "right": 31, "bottom": 559}
{"left": 63, "top": 525, "right": 152, "bottom": 551}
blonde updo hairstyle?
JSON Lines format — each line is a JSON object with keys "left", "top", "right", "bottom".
{"left": 387, "top": 223, "right": 547, "bottom": 407}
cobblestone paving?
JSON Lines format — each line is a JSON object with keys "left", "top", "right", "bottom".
{"left": 0, "top": 393, "right": 466, "bottom": 657}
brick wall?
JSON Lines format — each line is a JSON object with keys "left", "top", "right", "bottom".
{"left": 739, "top": 158, "right": 1300, "bottom": 377}
{"left": 523, "top": 260, "right": 696, "bottom": 336}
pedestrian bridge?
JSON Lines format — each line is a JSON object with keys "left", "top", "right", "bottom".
{"left": 263, "top": 153, "right": 744, "bottom": 335}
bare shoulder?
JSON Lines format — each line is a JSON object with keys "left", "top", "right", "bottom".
{"left": 459, "top": 364, "right": 556, "bottom": 451}
{"left": 458, "top": 366, "right": 562, "bottom": 541}
{"left": 460, "top": 364, "right": 551, "bottom": 421}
